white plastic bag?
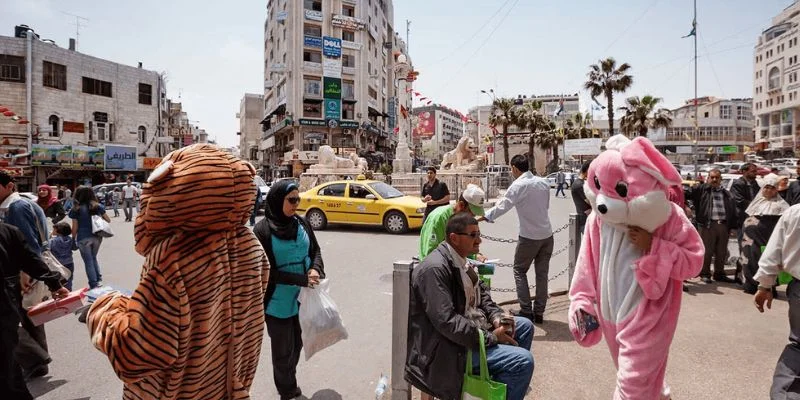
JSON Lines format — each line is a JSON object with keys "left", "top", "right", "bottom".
{"left": 91, "top": 214, "right": 114, "bottom": 238}
{"left": 298, "top": 279, "right": 348, "bottom": 360}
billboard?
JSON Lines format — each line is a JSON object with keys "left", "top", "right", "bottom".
{"left": 564, "top": 138, "right": 602, "bottom": 156}
{"left": 304, "top": 35, "right": 322, "bottom": 48}
{"left": 413, "top": 111, "right": 435, "bottom": 139}
{"left": 322, "top": 36, "right": 342, "bottom": 57}
{"left": 104, "top": 145, "right": 138, "bottom": 171}
{"left": 31, "top": 144, "right": 73, "bottom": 166}
{"left": 323, "top": 57, "right": 341, "bottom": 78}
{"left": 323, "top": 77, "right": 342, "bottom": 99}
{"left": 72, "top": 146, "right": 104, "bottom": 168}
{"left": 325, "top": 99, "right": 341, "bottom": 121}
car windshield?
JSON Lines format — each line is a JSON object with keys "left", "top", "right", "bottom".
{"left": 254, "top": 176, "right": 267, "bottom": 186}
{"left": 368, "top": 182, "right": 404, "bottom": 199}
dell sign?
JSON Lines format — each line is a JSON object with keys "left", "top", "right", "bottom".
{"left": 323, "top": 36, "right": 342, "bottom": 58}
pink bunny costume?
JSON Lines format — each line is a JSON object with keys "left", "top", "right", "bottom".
{"left": 568, "top": 135, "right": 704, "bottom": 399}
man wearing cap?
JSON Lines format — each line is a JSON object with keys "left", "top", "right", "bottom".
{"left": 419, "top": 184, "right": 486, "bottom": 260}
{"left": 480, "top": 154, "right": 553, "bottom": 324}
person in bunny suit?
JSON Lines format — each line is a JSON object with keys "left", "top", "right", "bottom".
{"left": 86, "top": 144, "right": 270, "bottom": 400}
{"left": 568, "top": 134, "right": 704, "bottom": 400}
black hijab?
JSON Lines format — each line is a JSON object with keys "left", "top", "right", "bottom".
{"left": 265, "top": 180, "right": 300, "bottom": 240}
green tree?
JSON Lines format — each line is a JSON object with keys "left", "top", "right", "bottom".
{"left": 584, "top": 57, "right": 633, "bottom": 136}
{"left": 618, "top": 95, "right": 673, "bottom": 137}
{"left": 522, "top": 103, "right": 559, "bottom": 174}
{"left": 488, "top": 98, "right": 526, "bottom": 165}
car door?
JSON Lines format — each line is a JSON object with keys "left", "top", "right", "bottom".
{"left": 344, "top": 183, "right": 382, "bottom": 224}
{"left": 314, "top": 183, "right": 347, "bottom": 223}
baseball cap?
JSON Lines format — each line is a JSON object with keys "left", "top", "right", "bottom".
{"left": 461, "top": 184, "right": 485, "bottom": 217}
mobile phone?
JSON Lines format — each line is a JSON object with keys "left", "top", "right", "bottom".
{"left": 580, "top": 309, "right": 599, "bottom": 333}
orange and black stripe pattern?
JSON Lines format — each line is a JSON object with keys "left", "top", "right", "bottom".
{"left": 87, "top": 144, "right": 270, "bottom": 399}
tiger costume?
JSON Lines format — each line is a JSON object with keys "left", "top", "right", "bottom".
{"left": 87, "top": 144, "right": 270, "bottom": 399}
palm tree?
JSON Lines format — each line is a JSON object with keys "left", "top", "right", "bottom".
{"left": 618, "top": 95, "right": 673, "bottom": 137}
{"left": 566, "top": 112, "right": 594, "bottom": 139}
{"left": 584, "top": 57, "right": 633, "bottom": 136}
{"left": 488, "top": 98, "right": 526, "bottom": 165}
{"left": 532, "top": 121, "right": 560, "bottom": 173}
{"left": 521, "top": 101, "right": 547, "bottom": 172}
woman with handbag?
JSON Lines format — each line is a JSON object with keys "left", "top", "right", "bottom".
{"left": 68, "top": 187, "right": 110, "bottom": 289}
{"left": 253, "top": 179, "right": 325, "bottom": 400}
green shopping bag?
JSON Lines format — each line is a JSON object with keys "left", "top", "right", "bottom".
{"left": 462, "top": 330, "right": 506, "bottom": 400}
{"left": 762, "top": 245, "right": 793, "bottom": 285}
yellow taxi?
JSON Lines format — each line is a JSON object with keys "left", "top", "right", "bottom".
{"left": 297, "top": 178, "right": 426, "bottom": 234}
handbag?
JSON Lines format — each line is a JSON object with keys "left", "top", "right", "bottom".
{"left": 92, "top": 214, "right": 114, "bottom": 238}
{"left": 20, "top": 204, "right": 72, "bottom": 308}
{"left": 462, "top": 330, "right": 507, "bottom": 400}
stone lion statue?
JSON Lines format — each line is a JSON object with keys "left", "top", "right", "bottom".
{"left": 317, "top": 145, "right": 355, "bottom": 169}
{"left": 440, "top": 136, "right": 477, "bottom": 170}
{"left": 349, "top": 153, "right": 369, "bottom": 172}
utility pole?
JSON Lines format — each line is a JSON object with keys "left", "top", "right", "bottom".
{"left": 61, "top": 11, "right": 89, "bottom": 50}
{"left": 406, "top": 20, "right": 411, "bottom": 53}
{"left": 693, "top": 0, "right": 699, "bottom": 176}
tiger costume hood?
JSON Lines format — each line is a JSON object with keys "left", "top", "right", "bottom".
{"left": 88, "top": 144, "right": 270, "bottom": 400}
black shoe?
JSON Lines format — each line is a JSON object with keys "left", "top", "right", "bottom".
{"left": 533, "top": 314, "right": 544, "bottom": 324}
{"left": 683, "top": 284, "right": 689, "bottom": 292}
{"left": 714, "top": 275, "right": 736, "bottom": 284}
{"left": 23, "top": 364, "right": 48, "bottom": 381}
{"left": 701, "top": 277, "right": 713, "bottom": 284}
{"left": 512, "top": 309, "right": 536, "bottom": 322}
{"left": 280, "top": 387, "right": 302, "bottom": 400}
{"left": 773, "top": 287, "right": 779, "bottom": 299}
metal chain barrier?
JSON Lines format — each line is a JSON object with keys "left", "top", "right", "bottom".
{"left": 493, "top": 245, "right": 568, "bottom": 268}
{"left": 489, "top": 264, "right": 571, "bottom": 293}
{"left": 480, "top": 222, "right": 569, "bottom": 244}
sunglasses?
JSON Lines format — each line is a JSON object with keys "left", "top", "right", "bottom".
{"left": 286, "top": 197, "right": 301, "bottom": 205}
{"left": 454, "top": 231, "right": 481, "bottom": 239}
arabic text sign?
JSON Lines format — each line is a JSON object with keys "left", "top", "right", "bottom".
{"left": 564, "top": 138, "right": 602, "bottom": 156}
{"left": 104, "top": 145, "right": 138, "bottom": 171}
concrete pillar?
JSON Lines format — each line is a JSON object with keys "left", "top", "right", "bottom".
{"left": 391, "top": 260, "right": 413, "bottom": 400}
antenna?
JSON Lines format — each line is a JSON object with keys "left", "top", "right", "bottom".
{"left": 406, "top": 20, "right": 411, "bottom": 53}
{"left": 60, "top": 10, "right": 89, "bottom": 50}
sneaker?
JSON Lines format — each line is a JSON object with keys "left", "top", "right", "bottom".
{"left": 701, "top": 277, "right": 713, "bottom": 284}
{"left": 713, "top": 275, "right": 736, "bottom": 284}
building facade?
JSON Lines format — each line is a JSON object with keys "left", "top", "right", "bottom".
{"left": 753, "top": 0, "right": 800, "bottom": 156}
{"left": 411, "top": 105, "right": 464, "bottom": 164}
{"left": 237, "top": 93, "right": 265, "bottom": 167}
{"left": 261, "top": 0, "right": 404, "bottom": 178}
{"left": 0, "top": 25, "right": 168, "bottom": 189}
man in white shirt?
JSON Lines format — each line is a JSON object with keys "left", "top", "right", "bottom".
{"left": 121, "top": 179, "right": 139, "bottom": 222}
{"left": 754, "top": 203, "right": 800, "bottom": 398}
{"left": 480, "top": 154, "right": 553, "bottom": 324}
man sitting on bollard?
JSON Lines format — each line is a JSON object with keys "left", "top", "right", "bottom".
{"left": 406, "top": 213, "right": 534, "bottom": 400}
{"left": 419, "top": 184, "right": 488, "bottom": 261}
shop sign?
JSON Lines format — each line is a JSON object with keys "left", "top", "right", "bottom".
{"left": 325, "top": 99, "right": 341, "bottom": 121}
{"left": 331, "top": 14, "right": 366, "bottom": 30}
{"left": 104, "top": 145, "right": 138, "bottom": 171}
{"left": 304, "top": 35, "right": 322, "bottom": 48}
{"left": 31, "top": 144, "right": 73, "bottom": 166}
{"left": 340, "top": 120, "right": 359, "bottom": 128}
{"left": 305, "top": 9, "right": 323, "bottom": 21}
{"left": 62, "top": 121, "right": 85, "bottom": 133}
{"left": 299, "top": 118, "right": 326, "bottom": 127}
{"left": 322, "top": 36, "right": 342, "bottom": 57}
{"left": 323, "top": 77, "right": 342, "bottom": 99}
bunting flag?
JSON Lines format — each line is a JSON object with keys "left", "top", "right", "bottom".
{"left": 553, "top": 99, "right": 565, "bottom": 117}
{"left": 400, "top": 105, "right": 408, "bottom": 119}
{"left": 682, "top": 19, "right": 696, "bottom": 38}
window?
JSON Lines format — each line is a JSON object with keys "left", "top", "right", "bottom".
{"left": 342, "top": 80, "right": 355, "bottom": 99}
{"left": 138, "top": 126, "right": 147, "bottom": 144}
{"left": 703, "top": 111, "right": 709, "bottom": 118}
{"left": 368, "top": 86, "right": 378, "bottom": 100}
{"left": 769, "top": 66, "right": 781, "bottom": 89}
{"left": 97, "top": 122, "right": 107, "bottom": 141}
{"left": 303, "top": 100, "right": 322, "bottom": 118}
{"left": 0, "top": 55, "right": 25, "bottom": 82}
{"left": 304, "top": 24, "right": 322, "bottom": 37}
{"left": 342, "top": 102, "right": 355, "bottom": 119}
{"left": 108, "top": 123, "right": 115, "bottom": 142}
{"left": 303, "top": 50, "right": 322, "bottom": 63}
{"left": 304, "top": 0, "right": 322, "bottom": 11}
{"left": 342, "top": 30, "right": 355, "bottom": 42}
{"left": 349, "top": 184, "right": 371, "bottom": 198}
{"left": 304, "top": 76, "right": 321, "bottom": 96}
{"left": 342, "top": 54, "right": 355, "bottom": 67}
{"left": 343, "top": 5, "right": 355, "bottom": 17}
{"left": 138, "top": 83, "right": 153, "bottom": 105}
{"left": 319, "top": 183, "right": 345, "bottom": 197}
{"left": 368, "top": 62, "right": 372, "bottom": 74}
{"left": 43, "top": 61, "right": 66, "bottom": 90}
{"left": 48, "top": 115, "right": 60, "bottom": 137}
{"left": 82, "top": 77, "right": 112, "bottom": 97}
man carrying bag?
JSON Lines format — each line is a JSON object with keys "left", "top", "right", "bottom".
{"left": 405, "top": 213, "right": 533, "bottom": 400}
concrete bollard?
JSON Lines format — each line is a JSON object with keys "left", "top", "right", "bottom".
{"left": 391, "top": 261, "right": 413, "bottom": 400}
{"left": 568, "top": 213, "right": 579, "bottom": 290}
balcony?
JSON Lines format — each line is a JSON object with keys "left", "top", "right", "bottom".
{"left": 303, "top": 61, "right": 322, "bottom": 73}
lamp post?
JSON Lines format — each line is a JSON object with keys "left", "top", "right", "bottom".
{"left": 481, "top": 89, "right": 496, "bottom": 164}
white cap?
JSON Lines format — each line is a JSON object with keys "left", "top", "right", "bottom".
{"left": 762, "top": 173, "right": 781, "bottom": 188}
{"left": 461, "top": 184, "right": 485, "bottom": 216}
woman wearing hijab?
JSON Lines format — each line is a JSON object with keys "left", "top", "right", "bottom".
{"left": 741, "top": 173, "right": 791, "bottom": 294}
{"left": 36, "top": 184, "right": 66, "bottom": 224}
{"left": 253, "top": 179, "right": 325, "bottom": 400}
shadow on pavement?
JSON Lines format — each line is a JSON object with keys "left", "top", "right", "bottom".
{"left": 28, "top": 376, "right": 67, "bottom": 398}
{"left": 298, "top": 389, "right": 343, "bottom": 399}
{"left": 534, "top": 320, "right": 573, "bottom": 342}
{"left": 684, "top": 281, "right": 725, "bottom": 296}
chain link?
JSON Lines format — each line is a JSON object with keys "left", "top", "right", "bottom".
{"left": 492, "top": 245, "right": 568, "bottom": 268}
{"left": 488, "top": 264, "right": 571, "bottom": 292}
{"left": 480, "top": 222, "right": 570, "bottom": 244}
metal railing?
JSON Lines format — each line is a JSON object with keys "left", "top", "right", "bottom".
{"left": 390, "top": 214, "right": 579, "bottom": 399}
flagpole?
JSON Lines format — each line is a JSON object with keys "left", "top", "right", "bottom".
{"left": 693, "top": 0, "right": 699, "bottom": 177}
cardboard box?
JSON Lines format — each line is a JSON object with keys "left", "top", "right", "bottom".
{"left": 27, "top": 288, "right": 87, "bottom": 326}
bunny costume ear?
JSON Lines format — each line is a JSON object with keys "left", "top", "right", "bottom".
{"left": 619, "top": 137, "right": 681, "bottom": 187}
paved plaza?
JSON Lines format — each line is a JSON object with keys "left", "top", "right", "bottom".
{"left": 28, "top": 192, "right": 791, "bottom": 399}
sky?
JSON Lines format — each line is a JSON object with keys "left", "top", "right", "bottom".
{"left": 1, "top": 0, "right": 795, "bottom": 147}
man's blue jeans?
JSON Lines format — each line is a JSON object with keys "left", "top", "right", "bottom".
{"left": 471, "top": 316, "right": 534, "bottom": 400}
{"left": 78, "top": 236, "right": 103, "bottom": 288}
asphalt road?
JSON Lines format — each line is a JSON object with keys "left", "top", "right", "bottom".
{"left": 28, "top": 191, "right": 789, "bottom": 399}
